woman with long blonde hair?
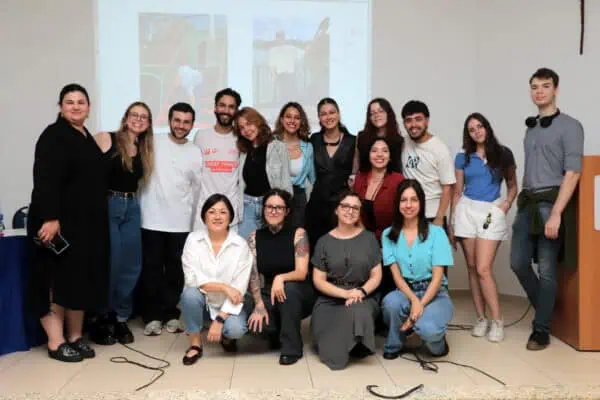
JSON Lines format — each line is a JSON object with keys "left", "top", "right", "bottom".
{"left": 92, "top": 101, "right": 154, "bottom": 344}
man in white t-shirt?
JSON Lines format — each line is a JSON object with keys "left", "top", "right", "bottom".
{"left": 138, "top": 102, "right": 203, "bottom": 337}
{"left": 193, "top": 88, "right": 242, "bottom": 230}
{"left": 401, "top": 100, "right": 456, "bottom": 229}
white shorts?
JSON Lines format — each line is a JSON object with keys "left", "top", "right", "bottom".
{"left": 452, "top": 196, "right": 508, "bottom": 241}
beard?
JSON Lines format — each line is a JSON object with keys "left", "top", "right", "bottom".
{"left": 215, "top": 112, "right": 233, "bottom": 127}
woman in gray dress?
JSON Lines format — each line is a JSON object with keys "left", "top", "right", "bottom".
{"left": 311, "top": 189, "right": 382, "bottom": 370}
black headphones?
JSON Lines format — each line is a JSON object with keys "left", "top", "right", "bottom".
{"left": 525, "top": 109, "right": 560, "bottom": 128}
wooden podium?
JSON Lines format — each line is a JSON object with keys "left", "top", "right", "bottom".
{"left": 552, "top": 155, "right": 600, "bottom": 351}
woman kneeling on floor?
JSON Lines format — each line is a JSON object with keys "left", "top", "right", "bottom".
{"left": 246, "top": 189, "right": 316, "bottom": 366}
{"left": 179, "top": 194, "right": 254, "bottom": 365}
{"left": 381, "top": 180, "right": 454, "bottom": 360}
{"left": 311, "top": 189, "right": 382, "bottom": 370}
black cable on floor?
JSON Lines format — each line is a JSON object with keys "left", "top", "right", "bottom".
{"left": 109, "top": 343, "right": 171, "bottom": 391}
{"left": 367, "top": 384, "right": 424, "bottom": 399}
{"left": 447, "top": 304, "right": 532, "bottom": 331}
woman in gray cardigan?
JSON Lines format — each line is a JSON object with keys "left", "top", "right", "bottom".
{"left": 234, "top": 107, "right": 293, "bottom": 239}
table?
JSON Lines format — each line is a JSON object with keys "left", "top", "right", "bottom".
{"left": 0, "top": 230, "right": 45, "bottom": 356}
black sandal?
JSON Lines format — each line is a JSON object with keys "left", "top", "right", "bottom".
{"left": 69, "top": 338, "right": 96, "bottom": 359}
{"left": 182, "top": 345, "right": 203, "bottom": 365}
{"left": 48, "top": 343, "right": 83, "bottom": 363}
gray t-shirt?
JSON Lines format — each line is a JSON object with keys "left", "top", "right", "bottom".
{"left": 311, "top": 230, "right": 381, "bottom": 290}
{"left": 193, "top": 128, "right": 241, "bottom": 227}
{"left": 523, "top": 112, "right": 584, "bottom": 190}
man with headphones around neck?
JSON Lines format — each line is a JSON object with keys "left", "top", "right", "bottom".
{"left": 510, "top": 68, "right": 584, "bottom": 351}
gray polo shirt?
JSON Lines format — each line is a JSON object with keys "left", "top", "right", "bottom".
{"left": 523, "top": 112, "right": 584, "bottom": 190}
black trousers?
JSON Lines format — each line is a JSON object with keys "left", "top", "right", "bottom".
{"left": 290, "top": 185, "right": 307, "bottom": 228}
{"left": 138, "top": 229, "right": 188, "bottom": 323}
{"left": 255, "top": 281, "right": 316, "bottom": 357}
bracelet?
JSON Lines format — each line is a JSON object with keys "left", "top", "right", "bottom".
{"left": 358, "top": 287, "right": 368, "bottom": 297}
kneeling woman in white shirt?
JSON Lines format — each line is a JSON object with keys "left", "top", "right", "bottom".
{"left": 180, "top": 194, "right": 254, "bottom": 365}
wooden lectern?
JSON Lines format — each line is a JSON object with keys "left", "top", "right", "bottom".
{"left": 552, "top": 155, "right": 600, "bottom": 351}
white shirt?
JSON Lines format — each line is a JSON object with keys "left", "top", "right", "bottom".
{"left": 193, "top": 128, "right": 241, "bottom": 228}
{"left": 182, "top": 230, "right": 253, "bottom": 318}
{"left": 139, "top": 134, "right": 203, "bottom": 232}
{"left": 402, "top": 135, "right": 456, "bottom": 218}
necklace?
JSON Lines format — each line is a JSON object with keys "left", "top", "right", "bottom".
{"left": 324, "top": 133, "right": 342, "bottom": 147}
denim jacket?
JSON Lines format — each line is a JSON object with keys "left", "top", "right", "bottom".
{"left": 291, "top": 140, "right": 316, "bottom": 188}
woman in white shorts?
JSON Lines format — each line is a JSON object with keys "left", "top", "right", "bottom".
{"left": 451, "top": 113, "right": 518, "bottom": 342}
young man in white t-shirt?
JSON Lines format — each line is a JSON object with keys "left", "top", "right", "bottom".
{"left": 138, "top": 102, "right": 203, "bottom": 337}
{"left": 401, "top": 100, "right": 456, "bottom": 229}
{"left": 193, "top": 88, "right": 242, "bottom": 230}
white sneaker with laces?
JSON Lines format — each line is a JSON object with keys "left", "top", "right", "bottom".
{"left": 144, "top": 320, "right": 163, "bottom": 336}
{"left": 471, "top": 317, "right": 489, "bottom": 337}
{"left": 487, "top": 320, "right": 504, "bottom": 342}
{"left": 166, "top": 319, "right": 184, "bottom": 333}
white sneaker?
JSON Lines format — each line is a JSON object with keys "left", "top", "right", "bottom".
{"left": 144, "top": 320, "right": 163, "bottom": 336}
{"left": 487, "top": 320, "right": 504, "bottom": 342}
{"left": 471, "top": 317, "right": 489, "bottom": 337}
{"left": 166, "top": 319, "right": 184, "bottom": 334}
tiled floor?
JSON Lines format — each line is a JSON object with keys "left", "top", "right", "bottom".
{"left": 2, "top": 292, "right": 600, "bottom": 396}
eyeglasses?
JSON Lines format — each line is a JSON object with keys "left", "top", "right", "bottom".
{"left": 483, "top": 212, "right": 492, "bottom": 230}
{"left": 129, "top": 112, "right": 149, "bottom": 122}
{"left": 339, "top": 203, "right": 361, "bottom": 213}
{"left": 264, "top": 205, "right": 287, "bottom": 213}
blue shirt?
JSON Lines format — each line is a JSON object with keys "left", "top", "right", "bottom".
{"left": 454, "top": 148, "right": 514, "bottom": 202}
{"left": 382, "top": 224, "right": 454, "bottom": 286}
{"left": 291, "top": 141, "right": 316, "bottom": 188}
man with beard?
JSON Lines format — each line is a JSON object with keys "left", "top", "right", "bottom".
{"left": 138, "top": 102, "right": 204, "bottom": 336}
{"left": 401, "top": 101, "right": 455, "bottom": 231}
{"left": 193, "top": 88, "right": 243, "bottom": 230}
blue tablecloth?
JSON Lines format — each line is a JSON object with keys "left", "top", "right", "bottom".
{"left": 0, "top": 235, "right": 45, "bottom": 356}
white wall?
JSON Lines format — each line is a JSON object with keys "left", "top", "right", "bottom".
{"left": 1, "top": 0, "right": 598, "bottom": 297}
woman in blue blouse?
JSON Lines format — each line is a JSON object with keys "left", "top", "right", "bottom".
{"left": 273, "top": 102, "right": 315, "bottom": 228}
{"left": 381, "top": 179, "right": 454, "bottom": 360}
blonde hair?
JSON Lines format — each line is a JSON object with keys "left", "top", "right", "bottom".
{"left": 114, "top": 101, "right": 154, "bottom": 184}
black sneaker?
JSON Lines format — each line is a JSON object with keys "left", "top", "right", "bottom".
{"left": 114, "top": 321, "right": 134, "bottom": 344}
{"left": 48, "top": 343, "right": 83, "bottom": 363}
{"left": 428, "top": 337, "right": 449, "bottom": 357}
{"left": 221, "top": 338, "right": 238, "bottom": 353}
{"left": 526, "top": 331, "right": 550, "bottom": 351}
{"left": 68, "top": 338, "right": 96, "bottom": 359}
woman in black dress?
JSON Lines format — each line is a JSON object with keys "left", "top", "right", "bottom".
{"left": 305, "top": 98, "right": 355, "bottom": 251}
{"left": 246, "top": 189, "right": 315, "bottom": 366}
{"left": 28, "top": 83, "right": 109, "bottom": 362}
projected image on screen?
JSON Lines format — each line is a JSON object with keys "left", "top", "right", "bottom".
{"left": 253, "top": 16, "right": 330, "bottom": 124}
{"left": 138, "top": 13, "right": 227, "bottom": 129}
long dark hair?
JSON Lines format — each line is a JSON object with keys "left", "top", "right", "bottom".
{"left": 462, "top": 113, "right": 509, "bottom": 181}
{"left": 274, "top": 102, "right": 311, "bottom": 142}
{"left": 317, "top": 97, "right": 350, "bottom": 135}
{"left": 360, "top": 98, "right": 403, "bottom": 141}
{"left": 358, "top": 137, "right": 397, "bottom": 174}
{"left": 387, "top": 179, "right": 429, "bottom": 243}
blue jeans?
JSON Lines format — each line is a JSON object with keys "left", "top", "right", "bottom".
{"left": 382, "top": 288, "right": 453, "bottom": 355}
{"left": 510, "top": 202, "right": 562, "bottom": 334}
{"left": 108, "top": 195, "right": 142, "bottom": 322}
{"left": 180, "top": 287, "right": 248, "bottom": 339}
{"left": 238, "top": 194, "right": 263, "bottom": 240}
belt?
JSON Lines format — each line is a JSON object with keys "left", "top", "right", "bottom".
{"left": 109, "top": 190, "right": 136, "bottom": 198}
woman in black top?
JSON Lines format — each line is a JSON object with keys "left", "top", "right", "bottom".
{"left": 353, "top": 98, "right": 404, "bottom": 176}
{"left": 247, "top": 189, "right": 315, "bottom": 366}
{"left": 28, "top": 83, "right": 108, "bottom": 362}
{"left": 93, "top": 101, "right": 155, "bottom": 344}
{"left": 305, "top": 98, "right": 355, "bottom": 252}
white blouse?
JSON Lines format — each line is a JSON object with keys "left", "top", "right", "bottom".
{"left": 181, "top": 230, "right": 253, "bottom": 318}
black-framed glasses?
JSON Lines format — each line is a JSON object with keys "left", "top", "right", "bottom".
{"left": 339, "top": 203, "right": 361, "bottom": 213}
{"left": 264, "top": 205, "right": 287, "bottom": 213}
{"left": 483, "top": 212, "right": 492, "bottom": 230}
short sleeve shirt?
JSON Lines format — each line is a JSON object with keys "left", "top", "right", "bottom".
{"left": 382, "top": 224, "right": 454, "bottom": 286}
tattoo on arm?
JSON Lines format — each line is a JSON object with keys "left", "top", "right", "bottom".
{"left": 247, "top": 232, "right": 263, "bottom": 306}
{"left": 295, "top": 231, "right": 309, "bottom": 257}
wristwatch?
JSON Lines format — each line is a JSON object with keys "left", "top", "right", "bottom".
{"left": 215, "top": 315, "right": 226, "bottom": 324}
